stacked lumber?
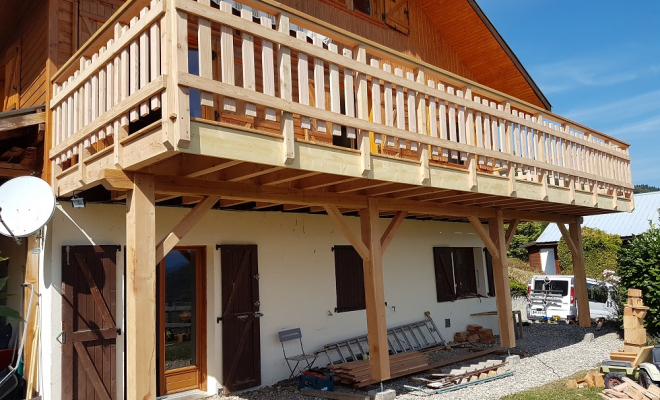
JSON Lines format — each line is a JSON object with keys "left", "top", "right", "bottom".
{"left": 425, "top": 360, "right": 506, "bottom": 390}
{"left": 599, "top": 377, "right": 660, "bottom": 399}
{"left": 453, "top": 325, "right": 495, "bottom": 345}
{"left": 610, "top": 289, "right": 652, "bottom": 366}
{"left": 565, "top": 370, "right": 605, "bottom": 389}
{"left": 326, "top": 351, "right": 429, "bottom": 386}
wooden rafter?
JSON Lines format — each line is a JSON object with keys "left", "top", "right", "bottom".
{"left": 0, "top": 112, "right": 45, "bottom": 132}
{"left": 155, "top": 195, "right": 220, "bottom": 263}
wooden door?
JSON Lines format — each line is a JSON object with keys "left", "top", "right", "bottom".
{"left": 157, "top": 247, "right": 207, "bottom": 396}
{"left": 62, "top": 245, "right": 119, "bottom": 400}
{"left": 219, "top": 245, "right": 261, "bottom": 393}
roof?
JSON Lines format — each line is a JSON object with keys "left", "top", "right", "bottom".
{"left": 535, "top": 192, "right": 660, "bottom": 244}
{"left": 417, "top": 0, "right": 552, "bottom": 110}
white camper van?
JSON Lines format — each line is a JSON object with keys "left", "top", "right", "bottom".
{"left": 527, "top": 275, "right": 618, "bottom": 322}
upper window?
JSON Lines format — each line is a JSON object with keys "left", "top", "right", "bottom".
{"left": 353, "top": 0, "right": 371, "bottom": 15}
{"left": 433, "top": 247, "right": 478, "bottom": 302}
{"left": 333, "top": 245, "right": 365, "bottom": 313}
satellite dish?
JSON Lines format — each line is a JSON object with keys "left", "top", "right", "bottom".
{"left": 0, "top": 176, "right": 56, "bottom": 241}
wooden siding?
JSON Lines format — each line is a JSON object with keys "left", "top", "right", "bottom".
{"left": 277, "top": 0, "right": 478, "bottom": 81}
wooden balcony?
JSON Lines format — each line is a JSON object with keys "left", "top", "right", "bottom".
{"left": 49, "top": 0, "right": 634, "bottom": 221}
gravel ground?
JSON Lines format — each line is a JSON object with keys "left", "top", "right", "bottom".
{"left": 209, "top": 322, "right": 622, "bottom": 400}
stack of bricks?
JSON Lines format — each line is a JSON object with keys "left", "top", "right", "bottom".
{"left": 453, "top": 324, "right": 495, "bottom": 345}
{"left": 622, "top": 289, "right": 649, "bottom": 352}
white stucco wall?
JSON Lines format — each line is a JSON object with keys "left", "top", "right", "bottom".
{"left": 540, "top": 248, "right": 556, "bottom": 274}
{"left": 40, "top": 203, "right": 499, "bottom": 399}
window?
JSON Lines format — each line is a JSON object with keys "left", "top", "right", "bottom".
{"left": 588, "top": 283, "right": 609, "bottom": 304}
{"left": 353, "top": 0, "right": 371, "bottom": 15}
{"left": 333, "top": 245, "right": 365, "bottom": 312}
{"left": 533, "top": 280, "right": 569, "bottom": 296}
{"left": 433, "top": 247, "right": 477, "bottom": 302}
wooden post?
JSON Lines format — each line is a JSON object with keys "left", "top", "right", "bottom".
{"left": 355, "top": 45, "right": 370, "bottom": 175}
{"left": 569, "top": 221, "right": 591, "bottom": 327}
{"left": 359, "top": 198, "right": 390, "bottom": 381}
{"left": 23, "top": 235, "right": 40, "bottom": 398}
{"left": 277, "top": 14, "right": 294, "bottom": 163}
{"left": 487, "top": 210, "right": 515, "bottom": 348}
{"left": 126, "top": 173, "right": 156, "bottom": 400}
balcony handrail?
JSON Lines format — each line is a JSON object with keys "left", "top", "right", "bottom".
{"left": 211, "top": 0, "right": 630, "bottom": 149}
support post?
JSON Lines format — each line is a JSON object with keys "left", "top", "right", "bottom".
{"left": 277, "top": 13, "right": 295, "bottom": 163}
{"left": 126, "top": 173, "right": 156, "bottom": 400}
{"left": 23, "top": 235, "right": 40, "bottom": 398}
{"left": 487, "top": 210, "right": 515, "bottom": 348}
{"left": 360, "top": 198, "right": 390, "bottom": 381}
{"left": 569, "top": 221, "right": 591, "bottom": 327}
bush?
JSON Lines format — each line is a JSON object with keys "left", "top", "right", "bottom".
{"left": 507, "top": 222, "right": 548, "bottom": 262}
{"left": 509, "top": 278, "right": 528, "bottom": 297}
{"left": 618, "top": 221, "right": 660, "bottom": 336}
{"left": 557, "top": 227, "right": 621, "bottom": 279}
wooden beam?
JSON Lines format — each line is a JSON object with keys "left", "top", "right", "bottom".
{"left": 380, "top": 211, "right": 407, "bottom": 254}
{"left": 155, "top": 195, "right": 220, "bottom": 263}
{"left": 125, "top": 173, "right": 156, "bottom": 400}
{"left": 467, "top": 216, "right": 499, "bottom": 259}
{"left": 0, "top": 111, "right": 45, "bottom": 132}
{"left": 569, "top": 222, "right": 591, "bottom": 327}
{"left": 504, "top": 219, "right": 520, "bottom": 248}
{"left": 556, "top": 223, "right": 578, "bottom": 256}
{"left": 324, "top": 205, "right": 369, "bottom": 259}
{"left": 488, "top": 210, "right": 515, "bottom": 348}
{"left": 360, "top": 198, "right": 390, "bottom": 381}
{"left": 23, "top": 235, "right": 40, "bottom": 398}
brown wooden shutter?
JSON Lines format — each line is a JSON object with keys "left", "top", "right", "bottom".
{"left": 384, "top": 0, "right": 410, "bottom": 35}
{"left": 485, "top": 249, "right": 495, "bottom": 296}
{"left": 333, "top": 245, "right": 366, "bottom": 312}
{"left": 453, "top": 248, "right": 477, "bottom": 295}
{"left": 433, "top": 247, "right": 455, "bottom": 302}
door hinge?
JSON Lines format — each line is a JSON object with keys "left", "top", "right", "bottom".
{"left": 65, "top": 246, "right": 71, "bottom": 266}
{"left": 254, "top": 300, "right": 260, "bottom": 307}
{"left": 253, "top": 274, "right": 260, "bottom": 280}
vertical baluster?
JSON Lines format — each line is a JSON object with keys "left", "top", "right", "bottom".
{"left": 329, "top": 43, "right": 342, "bottom": 137}
{"left": 502, "top": 103, "right": 511, "bottom": 169}
{"left": 105, "top": 40, "right": 114, "bottom": 138}
{"left": 220, "top": 1, "right": 236, "bottom": 111}
{"left": 313, "top": 34, "right": 326, "bottom": 133}
{"left": 83, "top": 59, "right": 91, "bottom": 146}
{"left": 342, "top": 48, "right": 355, "bottom": 139}
{"left": 438, "top": 83, "right": 448, "bottom": 158}
{"left": 240, "top": 9, "right": 257, "bottom": 117}
{"left": 129, "top": 16, "right": 139, "bottom": 122}
{"left": 405, "top": 72, "right": 417, "bottom": 151}
{"left": 416, "top": 69, "right": 429, "bottom": 183}
{"left": 395, "top": 68, "right": 406, "bottom": 149}
{"left": 296, "top": 31, "right": 311, "bottom": 129}
{"left": 427, "top": 79, "right": 437, "bottom": 155}
{"left": 138, "top": 8, "right": 150, "bottom": 116}
{"left": 72, "top": 74, "right": 79, "bottom": 136}
{"left": 457, "top": 90, "right": 466, "bottom": 161}
{"left": 447, "top": 87, "right": 457, "bottom": 159}
{"left": 53, "top": 85, "right": 60, "bottom": 148}
{"left": 150, "top": 8, "right": 161, "bottom": 110}
{"left": 383, "top": 64, "right": 394, "bottom": 147}
{"left": 466, "top": 88, "right": 478, "bottom": 188}
{"left": 277, "top": 13, "right": 294, "bottom": 162}
{"left": 355, "top": 45, "right": 370, "bottom": 173}
{"left": 61, "top": 85, "right": 68, "bottom": 149}
{"left": 260, "top": 17, "right": 276, "bottom": 121}
{"left": 512, "top": 110, "right": 520, "bottom": 157}
{"left": 474, "top": 96, "right": 484, "bottom": 165}
{"left": 491, "top": 102, "right": 500, "bottom": 168}
{"left": 98, "top": 47, "right": 106, "bottom": 121}
{"left": 481, "top": 99, "right": 491, "bottom": 166}
{"left": 198, "top": 1, "right": 213, "bottom": 110}
{"left": 370, "top": 59, "right": 382, "bottom": 142}
{"left": 66, "top": 88, "right": 73, "bottom": 144}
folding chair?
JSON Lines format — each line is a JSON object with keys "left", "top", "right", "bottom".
{"left": 278, "top": 328, "right": 317, "bottom": 379}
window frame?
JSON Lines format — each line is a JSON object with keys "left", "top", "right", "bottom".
{"left": 333, "top": 245, "right": 366, "bottom": 313}
{"left": 433, "top": 247, "right": 479, "bottom": 303}
{"left": 319, "top": 0, "right": 388, "bottom": 29}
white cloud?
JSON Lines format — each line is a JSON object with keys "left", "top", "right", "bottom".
{"left": 563, "top": 90, "right": 660, "bottom": 124}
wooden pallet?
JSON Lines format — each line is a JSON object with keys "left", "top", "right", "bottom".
{"left": 599, "top": 377, "right": 660, "bottom": 399}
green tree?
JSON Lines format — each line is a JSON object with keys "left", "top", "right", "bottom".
{"left": 634, "top": 184, "right": 660, "bottom": 194}
{"left": 557, "top": 227, "right": 621, "bottom": 278}
{"left": 507, "top": 222, "right": 548, "bottom": 262}
{"left": 618, "top": 220, "right": 660, "bottom": 336}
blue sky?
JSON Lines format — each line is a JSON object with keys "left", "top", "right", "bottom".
{"left": 476, "top": 0, "right": 660, "bottom": 186}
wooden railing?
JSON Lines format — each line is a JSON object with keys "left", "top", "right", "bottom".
{"left": 50, "top": 0, "right": 634, "bottom": 202}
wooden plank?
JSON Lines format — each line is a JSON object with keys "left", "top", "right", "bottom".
{"left": 73, "top": 253, "right": 116, "bottom": 328}
{"left": 370, "top": 59, "right": 382, "bottom": 144}
{"left": 343, "top": 48, "right": 356, "bottom": 139}
{"left": 313, "top": 34, "right": 326, "bottom": 133}
{"left": 125, "top": 173, "right": 156, "bottom": 400}
{"left": 172, "top": 9, "right": 190, "bottom": 147}
{"left": 129, "top": 16, "right": 140, "bottom": 122}
{"left": 220, "top": 1, "right": 236, "bottom": 112}
{"left": 380, "top": 211, "right": 407, "bottom": 254}
{"left": 241, "top": 9, "right": 257, "bottom": 117}
{"left": 329, "top": 43, "right": 342, "bottom": 137}
{"left": 260, "top": 16, "right": 276, "bottom": 121}
{"left": 149, "top": 13, "right": 161, "bottom": 110}
{"left": 570, "top": 221, "right": 591, "bottom": 327}
{"left": 73, "top": 342, "right": 112, "bottom": 400}
{"left": 406, "top": 72, "right": 417, "bottom": 151}
{"left": 395, "top": 68, "right": 406, "bottom": 149}
{"left": 155, "top": 195, "right": 220, "bottom": 263}
{"left": 0, "top": 112, "right": 45, "bottom": 132}
{"left": 324, "top": 205, "right": 369, "bottom": 260}
{"left": 355, "top": 45, "right": 370, "bottom": 173}
{"left": 277, "top": 14, "right": 294, "bottom": 163}
{"left": 198, "top": 0, "right": 213, "bottom": 108}
{"left": 139, "top": 7, "right": 150, "bottom": 116}
{"left": 360, "top": 198, "right": 390, "bottom": 381}
{"left": 489, "top": 210, "right": 515, "bottom": 348}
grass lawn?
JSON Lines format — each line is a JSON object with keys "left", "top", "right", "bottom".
{"left": 500, "top": 370, "right": 603, "bottom": 400}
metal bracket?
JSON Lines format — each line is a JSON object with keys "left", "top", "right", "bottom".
{"left": 66, "top": 246, "right": 71, "bottom": 266}
{"left": 56, "top": 331, "right": 65, "bottom": 344}
{"left": 253, "top": 274, "right": 260, "bottom": 280}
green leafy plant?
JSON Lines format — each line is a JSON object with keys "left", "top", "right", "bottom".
{"left": 509, "top": 278, "right": 528, "bottom": 297}
{"left": 0, "top": 277, "right": 20, "bottom": 321}
{"left": 557, "top": 227, "right": 621, "bottom": 279}
{"left": 618, "top": 220, "right": 660, "bottom": 336}
{"left": 507, "top": 222, "right": 548, "bottom": 262}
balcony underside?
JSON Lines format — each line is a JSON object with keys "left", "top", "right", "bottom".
{"left": 55, "top": 119, "right": 632, "bottom": 223}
